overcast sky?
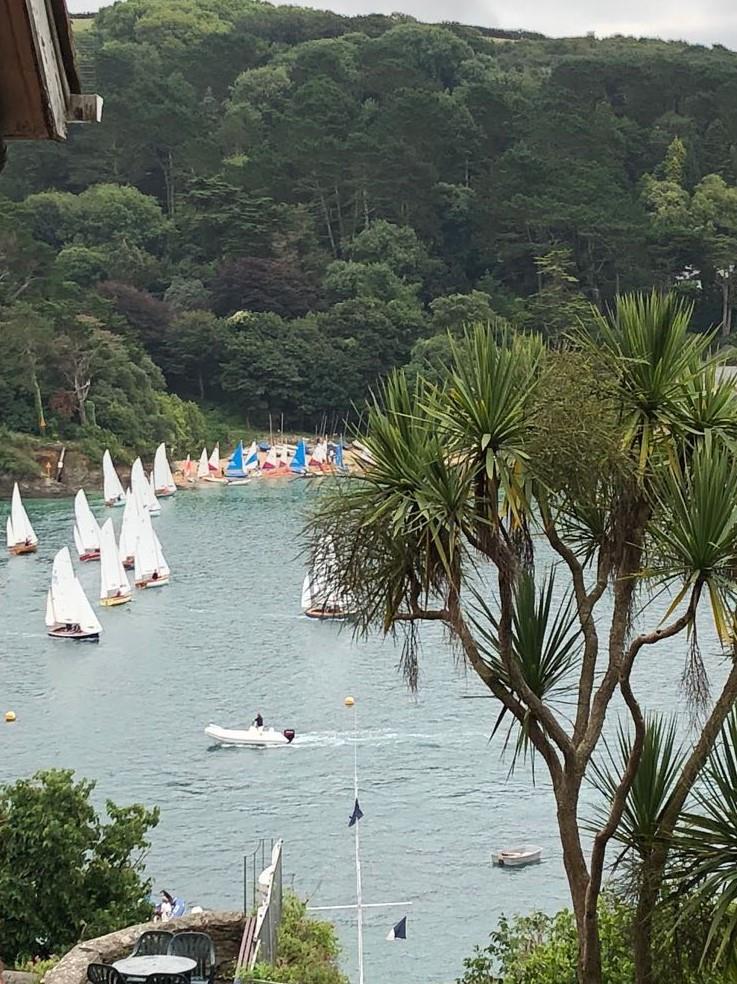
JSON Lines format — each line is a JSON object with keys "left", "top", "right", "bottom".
{"left": 66, "top": 0, "right": 737, "bottom": 49}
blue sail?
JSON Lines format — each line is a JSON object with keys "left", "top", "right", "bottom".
{"left": 290, "top": 439, "right": 307, "bottom": 472}
{"left": 335, "top": 443, "right": 345, "bottom": 470}
{"left": 226, "top": 440, "right": 246, "bottom": 477}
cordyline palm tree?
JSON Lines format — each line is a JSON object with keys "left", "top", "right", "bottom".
{"left": 306, "top": 294, "right": 737, "bottom": 984}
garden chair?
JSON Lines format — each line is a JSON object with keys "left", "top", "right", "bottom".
{"left": 167, "top": 933, "right": 216, "bottom": 984}
{"left": 87, "top": 965, "right": 124, "bottom": 984}
{"left": 130, "top": 931, "right": 174, "bottom": 957}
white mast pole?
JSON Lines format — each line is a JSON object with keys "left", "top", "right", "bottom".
{"left": 346, "top": 696, "right": 365, "bottom": 984}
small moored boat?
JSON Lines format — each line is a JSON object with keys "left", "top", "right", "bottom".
{"left": 73, "top": 489, "right": 101, "bottom": 561}
{"left": 102, "top": 450, "right": 125, "bottom": 507}
{"left": 205, "top": 724, "right": 296, "bottom": 747}
{"left": 495, "top": 845, "right": 542, "bottom": 868}
{"left": 204, "top": 444, "right": 227, "bottom": 483}
{"left": 225, "top": 440, "right": 251, "bottom": 485}
{"left": 46, "top": 547, "right": 102, "bottom": 641}
{"left": 6, "top": 483, "right": 38, "bottom": 555}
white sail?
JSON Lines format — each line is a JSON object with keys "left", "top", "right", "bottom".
{"left": 48, "top": 547, "right": 79, "bottom": 625}
{"left": 71, "top": 577, "right": 103, "bottom": 634}
{"left": 244, "top": 441, "right": 259, "bottom": 473}
{"left": 197, "top": 448, "right": 209, "bottom": 479}
{"left": 208, "top": 444, "right": 220, "bottom": 473}
{"left": 74, "top": 489, "right": 101, "bottom": 554}
{"left": 99, "top": 518, "right": 131, "bottom": 602}
{"left": 6, "top": 516, "right": 13, "bottom": 549}
{"left": 73, "top": 525, "right": 84, "bottom": 557}
{"left": 133, "top": 508, "right": 166, "bottom": 581}
{"left": 118, "top": 491, "right": 138, "bottom": 563}
{"left": 130, "top": 457, "right": 160, "bottom": 514}
{"left": 301, "top": 573, "right": 314, "bottom": 611}
{"left": 311, "top": 441, "right": 328, "bottom": 465}
{"left": 102, "top": 450, "right": 125, "bottom": 505}
{"left": 45, "top": 589, "right": 55, "bottom": 628}
{"left": 9, "top": 482, "right": 37, "bottom": 547}
{"left": 153, "top": 443, "right": 176, "bottom": 494}
{"left": 263, "top": 447, "right": 278, "bottom": 469}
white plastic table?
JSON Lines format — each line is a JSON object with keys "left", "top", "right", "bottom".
{"left": 112, "top": 955, "right": 197, "bottom": 979}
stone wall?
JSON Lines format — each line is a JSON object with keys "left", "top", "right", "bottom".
{"left": 45, "top": 912, "right": 245, "bottom": 984}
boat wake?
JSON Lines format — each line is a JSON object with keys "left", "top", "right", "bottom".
{"left": 292, "top": 729, "right": 480, "bottom": 748}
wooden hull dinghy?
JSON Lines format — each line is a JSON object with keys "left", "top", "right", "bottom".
{"left": 48, "top": 625, "right": 100, "bottom": 641}
{"left": 74, "top": 489, "right": 102, "bottom": 562}
{"left": 102, "top": 449, "right": 126, "bottom": 507}
{"left": 205, "top": 724, "right": 296, "bottom": 747}
{"left": 305, "top": 607, "right": 352, "bottom": 620}
{"left": 99, "top": 518, "right": 132, "bottom": 607}
{"left": 46, "top": 547, "right": 102, "bottom": 641}
{"left": 495, "top": 845, "right": 542, "bottom": 868}
{"left": 133, "top": 507, "right": 170, "bottom": 588}
{"left": 153, "top": 442, "right": 177, "bottom": 497}
{"left": 6, "top": 482, "right": 39, "bottom": 555}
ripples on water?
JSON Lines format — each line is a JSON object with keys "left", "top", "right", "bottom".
{"left": 0, "top": 481, "right": 726, "bottom": 983}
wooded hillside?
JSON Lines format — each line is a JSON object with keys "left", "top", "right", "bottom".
{"left": 2, "top": 1, "right": 737, "bottom": 447}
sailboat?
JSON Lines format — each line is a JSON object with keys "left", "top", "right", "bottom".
{"left": 301, "top": 542, "right": 352, "bottom": 620}
{"left": 102, "top": 450, "right": 126, "bottom": 507}
{"left": 118, "top": 491, "right": 138, "bottom": 570}
{"left": 130, "top": 457, "right": 160, "bottom": 515}
{"left": 205, "top": 443, "right": 227, "bottom": 484}
{"left": 6, "top": 482, "right": 38, "bottom": 555}
{"left": 244, "top": 441, "right": 260, "bottom": 474}
{"left": 99, "top": 518, "right": 132, "bottom": 607}
{"left": 261, "top": 446, "right": 278, "bottom": 474}
{"left": 334, "top": 443, "right": 347, "bottom": 472}
{"left": 182, "top": 454, "right": 195, "bottom": 483}
{"left": 225, "top": 441, "right": 251, "bottom": 485}
{"left": 73, "top": 489, "right": 101, "bottom": 561}
{"left": 196, "top": 448, "right": 209, "bottom": 481}
{"left": 153, "top": 443, "right": 177, "bottom": 497}
{"left": 289, "top": 439, "right": 308, "bottom": 476}
{"left": 45, "top": 547, "right": 102, "bottom": 641}
{"left": 134, "top": 508, "right": 170, "bottom": 588}
{"left": 309, "top": 439, "right": 329, "bottom": 472}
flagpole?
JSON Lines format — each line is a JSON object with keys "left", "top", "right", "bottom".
{"left": 346, "top": 695, "right": 364, "bottom": 984}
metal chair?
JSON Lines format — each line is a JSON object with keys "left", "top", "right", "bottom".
{"left": 167, "top": 933, "right": 216, "bottom": 984}
{"left": 146, "top": 975, "right": 190, "bottom": 984}
{"left": 130, "top": 931, "right": 175, "bottom": 957}
{"left": 87, "top": 965, "right": 124, "bottom": 984}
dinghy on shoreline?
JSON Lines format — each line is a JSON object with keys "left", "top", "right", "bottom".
{"left": 46, "top": 547, "right": 102, "bottom": 641}
{"left": 205, "top": 724, "right": 296, "bottom": 747}
{"left": 99, "top": 518, "right": 132, "bottom": 607}
{"left": 204, "top": 444, "right": 227, "bottom": 483}
{"left": 102, "top": 450, "right": 125, "bottom": 507}
{"left": 225, "top": 440, "right": 251, "bottom": 485}
{"left": 6, "top": 483, "right": 38, "bottom": 555}
{"left": 73, "top": 489, "right": 101, "bottom": 561}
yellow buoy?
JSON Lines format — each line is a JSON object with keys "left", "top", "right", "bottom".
{"left": 5, "top": 710, "right": 16, "bottom": 723}
{"left": 344, "top": 696, "right": 355, "bottom": 707}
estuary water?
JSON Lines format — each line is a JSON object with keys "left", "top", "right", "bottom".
{"left": 0, "top": 481, "right": 726, "bottom": 983}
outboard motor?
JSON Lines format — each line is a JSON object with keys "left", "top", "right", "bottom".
{"left": 283, "top": 729, "right": 296, "bottom": 743}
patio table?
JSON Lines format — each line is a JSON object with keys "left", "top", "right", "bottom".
{"left": 112, "top": 955, "right": 196, "bottom": 980}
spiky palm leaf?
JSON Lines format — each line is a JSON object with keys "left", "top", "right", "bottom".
{"left": 427, "top": 322, "right": 543, "bottom": 537}
{"left": 675, "top": 710, "right": 737, "bottom": 971}
{"left": 470, "top": 569, "right": 581, "bottom": 772}
{"left": 589, "top": 715, "right": 684, "bottom": 860}
{"left": 583, "top": 292, "right": 716, "bottom": 475}
{"left": 646, "top": 434, "right": 737, "bottom": 643}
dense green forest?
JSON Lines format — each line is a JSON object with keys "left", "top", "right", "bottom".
{"left": 3, "top": 0, "right": 737, "bottom": 453}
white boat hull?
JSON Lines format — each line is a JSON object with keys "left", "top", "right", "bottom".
{"left": 205, "top": 724, "right": 295, "bottom": 747}
{"left": 495, "top": 845, "right": 542, "bottom": 868}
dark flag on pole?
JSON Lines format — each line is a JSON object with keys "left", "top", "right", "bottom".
{"left": 348, "top": 798, "right": 364, "bottom": 827}
{"left": 386, "top": 916, "right": 407, "bottom": 941}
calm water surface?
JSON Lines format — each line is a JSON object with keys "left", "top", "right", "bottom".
{"left": 0, "top": 482, "right": 726, "bottom": 983}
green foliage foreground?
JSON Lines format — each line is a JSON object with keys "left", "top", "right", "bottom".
{"left": 242, "top": 893, "right": 348, "bottom": 984}
{"left": 0, "top": 769, "right": 159, "bottom": 965}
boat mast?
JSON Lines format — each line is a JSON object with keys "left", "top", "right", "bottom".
{"left": 349, "top": 697, "right": 365, "bottom": 984}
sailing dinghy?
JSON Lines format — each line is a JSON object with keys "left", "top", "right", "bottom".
{"left": 205, "top": 444, "right": 227, "bottom": 483}
{"left": 225, "top": 441, "right": 251, "bottom": 485}
{"left": 196, "top": 448, "right": 209, "bottom": 480}
{"left": 244, "top": 441, "right": 260, "bottom": 474}
{"left": 205, "top": 724, "right": 296, "bottom": 747}
{"left": 6, "top": 482, "right": 38, "bottom": 555}
{"left": 45, "top": 547, "right": 102, "bottom": 641}
{"left": 289, "top": 440, "right": 308, "bottom": 476}
{"left": 102, "top": 450, "right": 125, "bottom": 507}
{"left": 99, "top": 518, "right": 132, "bottom": 606}
{"left": 309, "top": 439, "right": 329, "bottom": 471}
{"left": 118, "top": 491, "right": 138, "bottom": 570}
{"left": 153, "top": 443, "right": 177, "bottom": 496}
{"left": 73, "top": 489, "right": 101, "bottom": 561}
{"left": 301, "top": 541, "right": 352, "bottom": 620}
{"left": 130, "top": 457, "right": 160, "bottom": 515}
{"left": 134, "top": 507, "right": 170, "bottom": 587}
